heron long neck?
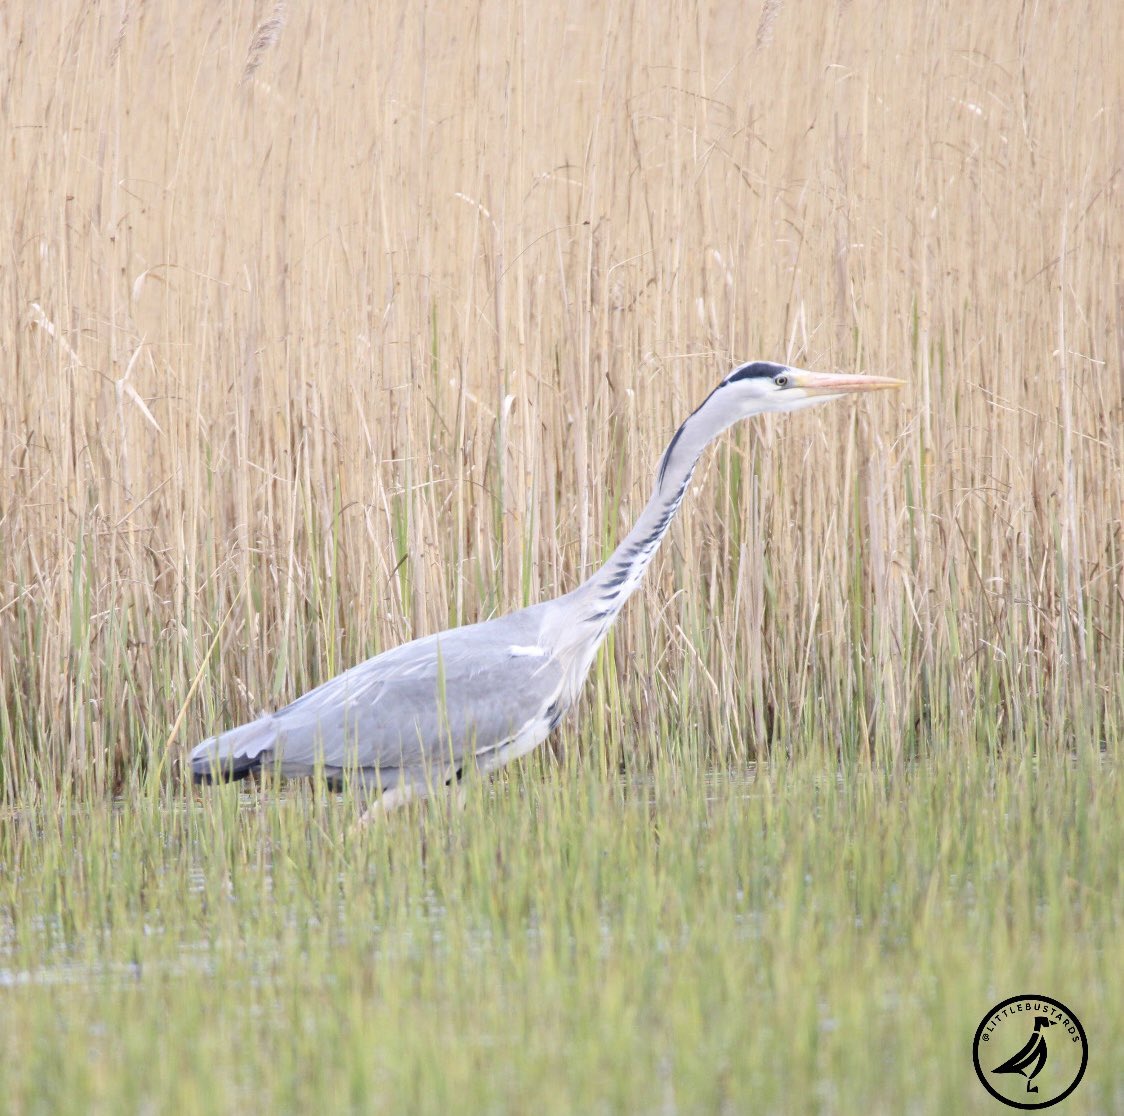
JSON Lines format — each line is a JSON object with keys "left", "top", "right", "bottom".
{"left": 574, "top": 394, "right": 733, "bottom": 623}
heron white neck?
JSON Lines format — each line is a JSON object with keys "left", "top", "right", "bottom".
{"left": 573, "top": 391, "right": 736, "bottom": 625}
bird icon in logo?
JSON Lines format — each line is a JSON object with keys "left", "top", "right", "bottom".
{"left": 992, "top": 1015, "right": 1058, "bottom": 1093}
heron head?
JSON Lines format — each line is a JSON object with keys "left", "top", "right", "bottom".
{"left": 721, "top": 360, "right": 905, "bottom": 416}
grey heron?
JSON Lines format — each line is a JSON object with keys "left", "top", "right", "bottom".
{"left": 190, "top": 361, "right": 903, "bottom": 809}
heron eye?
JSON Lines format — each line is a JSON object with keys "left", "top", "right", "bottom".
{"left": 773, "top": 373, "right": 789, "bottom": 388}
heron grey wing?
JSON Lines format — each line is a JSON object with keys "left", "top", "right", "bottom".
{"left": 265, "top": 608, "right": 565, "bottom": 781}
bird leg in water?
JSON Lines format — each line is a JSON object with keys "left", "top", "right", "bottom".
{"left": 354, "top": 780, "right": 468, "bottom": 827}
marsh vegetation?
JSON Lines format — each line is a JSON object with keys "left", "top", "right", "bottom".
{"left": 1, "top": 0, "right": 1120, "bottom": 1110}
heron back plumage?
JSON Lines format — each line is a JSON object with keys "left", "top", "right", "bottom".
{"left": 190, "top": 604, "right": 568, "bottom": 795}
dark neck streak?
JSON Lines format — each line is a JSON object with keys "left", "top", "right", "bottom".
{"left": 573, "top": 397, "right": 720, "bottom": 627}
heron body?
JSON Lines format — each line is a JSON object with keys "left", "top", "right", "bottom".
{"left": 191, "top": 362, "right": 902, "bottom": 808}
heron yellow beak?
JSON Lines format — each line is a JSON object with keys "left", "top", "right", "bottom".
{"left": 786, "top": 369, "right": 906, "bottom": 396}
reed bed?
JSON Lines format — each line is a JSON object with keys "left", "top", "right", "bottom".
{"left": 2, "top": 0, "right": 1119, "bottom": 794}
{"left": 0, "top": 750, "right": 1120, "bottom": 1112}
{"left": 0, "top": 0, "right": 1120, "bottom": 1110}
